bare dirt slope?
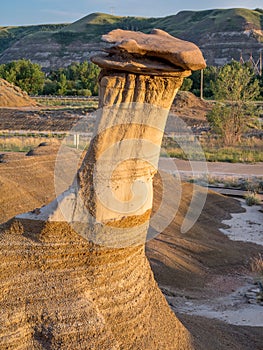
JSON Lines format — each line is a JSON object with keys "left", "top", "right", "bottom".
{"left": 0, "top": 108, "right": 92, "bottom": 131}
{"left": 0, "top": 145, "right": 262, "bottom": 349}
{"left": 0, "top": 79, "right": 36, "bottom": 107}
{"left": 172, "top": 91, "right": 211, "bottom": 117}
{"left": 0, "top": 92, "right": 208, "bottom": 133}
{"left": 168, "top": 91, "right": 212, "bottom": 128}
{"left": 0, "top": 144, "right": 59, "bottom": 223}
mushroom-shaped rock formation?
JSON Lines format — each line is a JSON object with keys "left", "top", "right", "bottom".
{"left": 92, "top": 28, "right": 206, "bottom": 74}
{"left": 0, "top": 29, "right": 205, "bottom": 349}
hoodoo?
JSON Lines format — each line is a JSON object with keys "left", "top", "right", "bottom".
{"left": 0, "top": 29, "right": 205, "bottom": 349}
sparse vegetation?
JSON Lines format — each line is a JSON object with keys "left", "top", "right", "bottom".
{"left": 250, "top": 254, "right": 263, "bottom": 303}
{"left": 0, "top": 134, "right": 64, "bottom": 152}
{"left": 162, "top": 136, "right": 263, "bottom": 163}
{"left": 203, "top": 144, "right": 263, "bottom": 163}
{"left": 251, "top": 254, "right": 263, "bottom": 276}
{"left": 35, "top": 96, "right": 98, "bottom": 109}
{"left": 245, "top": 192, "right": 261, "bottom": 206}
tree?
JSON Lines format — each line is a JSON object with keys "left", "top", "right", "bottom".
{"left": 187, "top": 66, "right": 219, "bottom": 98}
{"left": 203, "top": 66, "right": 219, "bottom": 98}
{"left": 0, "top": 59, "right": 45, "bottom": 94}
{"left": 44, "top": 61, "right": 100, "bottom": 96}
{"left": 42, "top": 79, "right": 58, "bottom": 95}
{"left": 57, "top": 73, "right": 67, "bottom": 95}
{"left": 207, "top": 61, "right": 260, "bottom": 145}
{"left": 180, "top": 77, "right": 193, "bottom": 91}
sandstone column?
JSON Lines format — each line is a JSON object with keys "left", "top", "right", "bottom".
{"left": 0, "top": 29, "right": 206, "bottom": 349}
{"left": 76, "top": 28, "right": 205, "bottom": 246}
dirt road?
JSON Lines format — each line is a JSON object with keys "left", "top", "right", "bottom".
{"left": 159, "top": 157, "right": 263, "bottom": 177}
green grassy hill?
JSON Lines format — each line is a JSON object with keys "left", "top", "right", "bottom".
{"left": 0, "top": 24, "right": 68, "bottom": 54}
{"left": 55, "top": 8, "right": 263, "bottom": 44}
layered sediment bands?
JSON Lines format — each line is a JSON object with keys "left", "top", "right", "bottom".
{"left": 78, "top": 71, "right": 188, "bottom": 225}
{"left": 0, "top": 29, "right": 206, "bottom": 349}
{"left": 0, "top": 220, "right": 193, "bottom": 349}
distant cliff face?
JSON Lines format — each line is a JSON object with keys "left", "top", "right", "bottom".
{"left": 0, "top": 9, "right": 263, "bottom": 69}
{"left": 0, "top": 38, "right": 107, "bottom": 70}
{"left": 198, "top": 29, "right": 263, "bottom": 66}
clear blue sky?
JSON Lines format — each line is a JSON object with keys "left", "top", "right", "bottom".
{"left": 1, "top": 0, "right": 263, "bottom": 26}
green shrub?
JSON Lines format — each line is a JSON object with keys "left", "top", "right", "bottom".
{"left": 245, "top": 192, "right": 261, "bottom": 206}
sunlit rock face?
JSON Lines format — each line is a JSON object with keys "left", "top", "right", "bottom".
{"left": 78, "top": 28, "right": 205, "bottom": 230}
{"left": 0, "top": 29, "right": 205, "bottom": 349}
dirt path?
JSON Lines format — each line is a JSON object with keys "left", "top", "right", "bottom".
{"left": 159, "top": 157, "right": 263, "bottom": 177}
